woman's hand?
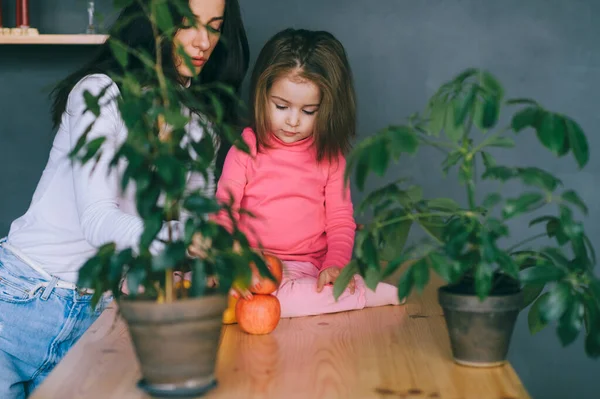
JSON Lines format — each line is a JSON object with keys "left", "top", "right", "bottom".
{"left": 317, "top": 266, "right": 355, "bottom": 294}
{"left": 187, "top": 232, "right": 212, "bottom": 259}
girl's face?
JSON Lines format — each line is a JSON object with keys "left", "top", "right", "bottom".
{"left": 268, "top": 72, "right": 321, "bottom": 144}
{"left": 173, "top": 0, "right": 225, "bottom": 80}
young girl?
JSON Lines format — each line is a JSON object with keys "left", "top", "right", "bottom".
{"left": 0, "top": 1, "right": 249, "bottom": 396}
{"left": 215, "top": 28, "right": 400, "bottom": 318}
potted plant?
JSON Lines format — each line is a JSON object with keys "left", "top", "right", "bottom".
{"left": 69, "top": 2, "right": 274, "bottom": 397}
{"left": 334, "top": 68, "right": 600, "bottom": 366}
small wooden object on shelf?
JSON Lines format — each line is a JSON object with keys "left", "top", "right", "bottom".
{"left": 0, "top": 33, "right": 107, "bottom": 44}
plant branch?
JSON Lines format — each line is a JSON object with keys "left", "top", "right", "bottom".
{"left": 507, "top": 233, "right": 548, "bottom": 253}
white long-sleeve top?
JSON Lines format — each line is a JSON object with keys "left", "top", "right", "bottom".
{"left": 7, "top": 74, "right": 217, "bottom": 283}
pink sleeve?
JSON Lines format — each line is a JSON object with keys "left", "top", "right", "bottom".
{"left": 212, "top": 130, "right": 254, "bottom": 232}
{"left": 321, "top": 155, "right": 356, "bottom": 270}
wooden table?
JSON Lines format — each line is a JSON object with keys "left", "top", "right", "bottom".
{"left": 31, "top": 275, "right": 531, "bottom": 399}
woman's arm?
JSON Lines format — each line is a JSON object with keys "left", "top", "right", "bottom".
{"left": 68, "top": 74, "right": 177, "bottom": 254}
{"left": 321, "top": 155, "right": 356, "bottom": 270}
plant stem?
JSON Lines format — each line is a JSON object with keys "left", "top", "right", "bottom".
{"left": 507, "top": 233, "right": 548, "bottom": 253}
{"left": 145, "top": 0, "right": 173, "bottom": 303}
{"left": 375, "top": 212, "right": 451, "bottom": 229}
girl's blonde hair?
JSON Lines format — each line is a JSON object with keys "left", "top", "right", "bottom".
{"left": 250, "top": 28, "right": 356, "bottom": 163}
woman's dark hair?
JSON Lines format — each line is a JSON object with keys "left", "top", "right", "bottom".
{"left": 50, "top": 0, "right": 249, "bottom": 173}
{"left": 250, "top": 28, "right": 356, "bottom": 163}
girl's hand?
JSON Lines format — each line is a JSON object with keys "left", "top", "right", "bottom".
{"left": 317, "top": 267, "right": 355, "bottom": 294}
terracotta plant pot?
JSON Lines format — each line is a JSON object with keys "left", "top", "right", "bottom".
{"left": 119, "top": 294, "right": 228, "bottom": 397}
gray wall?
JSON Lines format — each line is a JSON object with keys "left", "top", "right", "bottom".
{"left": 1, "top": 1, "right": 599, "bottom": 398}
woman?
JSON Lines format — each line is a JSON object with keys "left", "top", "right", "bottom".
{"left": 0, "top": 1, "right": 249, "bottom": 397}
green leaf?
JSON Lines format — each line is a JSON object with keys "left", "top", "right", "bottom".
{"left": 444, "top": 101, "right": 463, "bottom": 143}
{"left": 557, "top": 299, "right": 584, "bottom": 346}
{"left": 589, "top": 279, "right": 600, "bottom": 308}
{"left": 480, "top": 151, "right": 496, "bottom": 169}
{"left": 519, "top": 265, "right": 566, "bottom": 284}
{"left": 192, "top": 135, "right": 216, "bottom": 167}
{"left": 151, "top": 241, "right": 187, "bottom": 271}
{"left": 397, "top": 266, "right": 415, "bottom": 302}
{"left": 379, "top": 218, "right": 412, "bottom": 262}
{"left": 563, "top": 117, "right": 589, "bottom": 168}
{"left": 109, "top": 39, "right": 128, "bottom": 68}
{"left": 83, "top": 90, "right": 101, "bottom": 117}
{"left": 561, "top": 190, "right": 588, "bottom": 215}
{"left": 387, "top": 125, "right": 419, "bottom": 158}
{"left": 583, "top": 294, "right": 600, "bottom": 357}
{"left": 184, "top": 194, "right": 221, "bottom": 215}
{"left": 506, "top": 98, "right": 539, "bottom": 106}
{"left": 356, "top": 182, "right": 403, "bottom": 215}
{"left": 125, "top": 267, "right": 146, "bottom": 299}
{"left": 528, "top": 292, "right": 549, "bottom": 334}
{"left": 354, "top": 150, "right": 370, "bottom": 191}
{"left": 453, "top": 68, "right": 479, "bottom": 83}
{"left": 454, "top": 86, "right": 477, "bottom": 127}
{"left": 359, "top": 233, "right": 379, "bottom": 267}
{"left": 481, "top": 230, "right": 499, "bottom": 263}
{"left": 426, "top": 198, "right": 460, "bottom": 212}
{"left": 497, "top": 253, "right": 520, "bottom": 279}
{"left": 502, "top": 192, "right": 545, "bottom": 219}
{"left": 481, "top": 98, "right": 500, "bottom": 129}
{"left": 540, "top": 248, "right": 571, "bottom": 269}
{"left": 538, "top": 282, "right": 571, "bottom": 323}
{"left": 189, "top": 259, "right": 207, "bottom": 297}
{"left": 370, "top": 138, "right": 389, "bottom": 176}
{"left": 155, "top": 155, "right": 186, "bottom": 193}
{"left": 333, "top": 260, "right": 359, "bottom": 300}
{"left": 80, "top": 137, "right": 106, "bottom": 164}
{"left": 475, "top": 263, "right": 493, "bottom": 300}
{"left": 518, "top": 167, "right": 562, "bottom": 191}
{"left": 140, "top": 213, "right": 163, "bottom": 249}
{"left": 485, "top": 136, "right": 515, "bottom": 148}
{"left": 412, "top": 258, "right": 430, "bottom": 294}
{"left": 511, "top": 106, "right": 541, "bottom": 132}
{"left": 365, "top": 266, "right": 382, "bottom": 291}
{"left": 521, "top": 283, "right": 546, "bottom": 309}
{"left": 482, "top": 193, "right": 502, "bottom": 208}
{"left": 419, "top": 215, "right": 446, "bottom": 242}
{"left": 544, "top": 217, "right": 569, "bottom": 245}
{"left": 426, "top": 97, "right": 446, "bottom": 136}
{"left": 427, "top": 252, "right": 461, "bottom": 283}
{"left": 441, "top": 151, "right": 463, "bottom": 174}
{"left": 482, "top": 166, "right": 516, "bottom": 181}
{"left": 152, "top": 0, "right": 173, "bottom": 32}
{"left": 537, "top": 113, "right": 566, "bottom": 155}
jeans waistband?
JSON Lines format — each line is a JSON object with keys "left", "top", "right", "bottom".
{"left": 0, "top": 238, "right": 94, "bottom": 296}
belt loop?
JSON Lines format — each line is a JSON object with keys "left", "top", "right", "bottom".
{"left": 41, "top": 276, "right": 59, "bottom": 300}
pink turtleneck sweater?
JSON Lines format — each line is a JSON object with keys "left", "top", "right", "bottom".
{"left": 215, "top": 128, "right": 356, "bottom": 270}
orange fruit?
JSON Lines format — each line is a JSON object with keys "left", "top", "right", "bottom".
{"left": 235, "top": 294, "right": 281, "bottom": 335}
{"left": 249, "top": 254, "right": 283, "bottom": 295}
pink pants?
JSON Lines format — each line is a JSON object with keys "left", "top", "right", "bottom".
{"left": 274, "top": 261, "right": 367, "bottom": 318}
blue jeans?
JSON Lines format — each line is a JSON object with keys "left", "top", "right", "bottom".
{"left": 0, "top": 244, "right": 112, "bottom": 398}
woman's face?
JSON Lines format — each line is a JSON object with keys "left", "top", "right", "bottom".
{"left": 173, "top": 0, "right": 226, "bottom": 80}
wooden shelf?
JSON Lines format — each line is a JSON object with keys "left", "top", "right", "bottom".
{"left": 0, "top": 34, "right": 108, "bottom": 45}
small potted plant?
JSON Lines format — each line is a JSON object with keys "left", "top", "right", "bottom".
{"left": 335, "top": 68, "right": 600, "bottom": 366}
{"left": 69, "top": 2, "right": 274, "bottom": 397}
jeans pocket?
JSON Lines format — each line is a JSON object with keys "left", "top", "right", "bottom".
{"left": 0, "top": 274, "right": 36, "bottom": 302}
{"left": 94, "top": 294, "right": 114, "bottom": 315}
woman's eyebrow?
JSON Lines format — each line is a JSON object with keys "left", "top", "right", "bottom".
{"left": 195, "top": 16, "right": 224, "bottom": 23}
